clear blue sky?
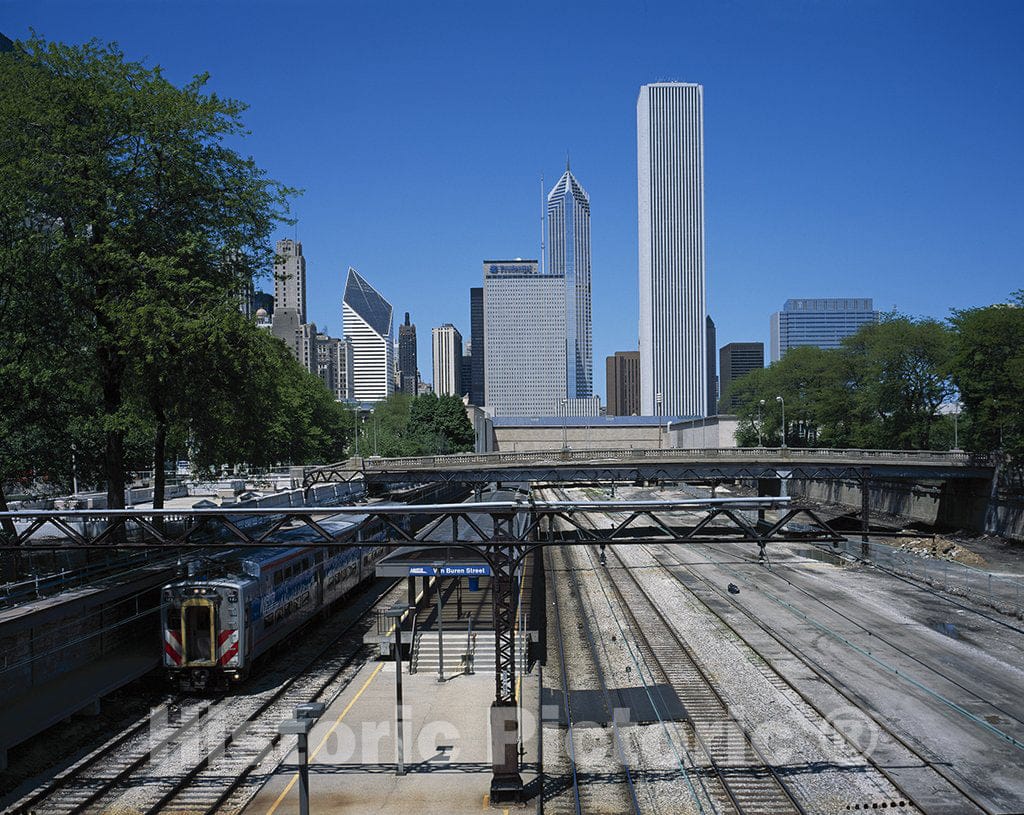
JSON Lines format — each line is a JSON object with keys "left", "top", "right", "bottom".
{"left": 4, "top": 1, "right": 1022, "bottom": 396}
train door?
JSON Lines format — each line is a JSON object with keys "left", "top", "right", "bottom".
{"left": 182, "top": 598, "right": 216, "bottom": 665}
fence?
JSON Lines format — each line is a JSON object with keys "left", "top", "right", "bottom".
{"left": 830, "top": 538, "right": 1024, "bottom": 618}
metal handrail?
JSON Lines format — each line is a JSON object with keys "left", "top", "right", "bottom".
{"left": 464, "top": 617, "right": 474, "bottom": 675}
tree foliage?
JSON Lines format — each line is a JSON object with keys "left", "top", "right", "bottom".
{"left": 0, "top": 36, "right": 351, "bottom": 514}
{"left": 949, "top": 292, "right": 1024, "bottom": 471}
{"left": 356, "top": 394, "right": 476, "bottom": 457}
{"left": 728, "top": 316, "right": 956, "bottom": 450}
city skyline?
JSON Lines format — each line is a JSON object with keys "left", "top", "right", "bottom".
{"left": 5, "top": 4, "right": 1020, "bottom": 399}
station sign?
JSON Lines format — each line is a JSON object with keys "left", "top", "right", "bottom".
{"left": 407, "top": 564, "right": 491, "bottom": 577}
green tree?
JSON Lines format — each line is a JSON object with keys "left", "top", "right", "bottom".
{"left": 0, "top": 36, "right": 293, "bottom": 508}
{"left": 950, "top": 292, "right": 1024, "bottom": 468}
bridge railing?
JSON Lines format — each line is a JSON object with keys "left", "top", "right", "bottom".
{"left": 352, "top": 447, "right": 994, "bottom": 471}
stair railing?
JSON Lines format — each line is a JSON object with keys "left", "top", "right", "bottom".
{"left": 408, "top": 611, "right": 418, "bottom": 675}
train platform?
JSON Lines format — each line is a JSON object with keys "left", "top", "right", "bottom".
{"left": 243, "top": 657, "right": 541, "bottom": 814}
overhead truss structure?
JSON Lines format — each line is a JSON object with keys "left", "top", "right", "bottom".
{"left": 0, "top": 496, "right": 851, "bottom": 802}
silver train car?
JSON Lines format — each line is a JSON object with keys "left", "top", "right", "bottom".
{"left": 161, "top": 517, "right": 386, "bottom": 691}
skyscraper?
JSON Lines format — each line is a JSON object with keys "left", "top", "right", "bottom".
{"left": 637, "top": 82, "right": 707, "bottom": 417}
{"left": 316, "top": 334, "right": 353, "bottom": 401}
{"left": 398, "top": 312, "right": 418, "bottom": 395}
{"left": 770, "top": 298, "right": 879, "bottom": 361}
{"left": 719, "top": 342, "right": 765, "bottom": 409}
{"left": 342, "top": 268, "right": 394, "bottom": 402}
{"left": 273, "top": 239, "right": 306, "bottom": 322}
{"left": 432, "top": 324, "right": 463, "bottom": 397}
{"left": 706, "top": 316, "right": 717, "bottom": 416}
{"left": 483, "top": 260, "right": 566, "bottom": 416}
{"left": 469, "top": 287, "right": 485, "bottom": 406}
{"left": 606, "top": 351, "right": 641, "bottom": 416}
{"left": 547, "top": 164, "right": 593, "bottom": 399}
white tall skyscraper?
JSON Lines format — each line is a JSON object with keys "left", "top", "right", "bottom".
{"left": 483, "top": 260, "right": 566, "bottom": 416}
{"left": 546, "top": 164, "right": 592, "bottom": 399}
{"left": 342, "top": 268, "right": 394, "bottom": 402}
{"left": 637, "top": 82, "right": 707, "bottom": 417}
{"left": 431, "top": 324, "right": 464, "bottom": 397}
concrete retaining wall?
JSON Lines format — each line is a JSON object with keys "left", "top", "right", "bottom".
{"left": 789, "top": 477, "right": 1024, "bottom": 541}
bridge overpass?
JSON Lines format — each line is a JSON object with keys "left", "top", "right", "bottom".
{"left": 303, "top": 447, "right": 996, "bottom": 488}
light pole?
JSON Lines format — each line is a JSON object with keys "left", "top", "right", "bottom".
{"left": 561, "top": 399, "right": 568, "bottom": 451}
{"left": 71, "top": 443, "right": 79, "bottom": 495}
{"left": 776, "top": 396, "right": 786, "bottom": 448}
{"left": 655, "top": 392, "right": 663, "bottom": 447}
{"left": 953, "top": 401, "right": 961, "bottom": 451}
{"left": 384, "top": 604, "right": 407, "bottom": 775}
{"left": 277, "top": 702, "right": 324, "bottom": 815}
{"left": 757, "top": 400, "right": 765, "bottom": 447}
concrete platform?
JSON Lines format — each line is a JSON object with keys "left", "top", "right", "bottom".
{"left": 245, "top": 664, "right": 540, "bottom": 815}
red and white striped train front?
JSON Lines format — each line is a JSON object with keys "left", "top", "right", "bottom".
{"left": 160, "top": 580, "right": 253, "bottom": 692}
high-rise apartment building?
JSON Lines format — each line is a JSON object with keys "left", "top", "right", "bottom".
{"left": 397, "top": 312, "right": 418, "bottom": 395}
{"left": 432, "top": 324, "right": 463, "bottom": 397}
{"left": 770, "top": 298, "right": 878, "bottom": 361}
{"left": 316, "top": 334, "right": 353, "bottom": 401}
{"left": 637, "top": 82, "right": 707, "bottom": 418}
{"left": 719, "top": 342, "right": 764, "bottom": 409}
{"left": 273, "top": 239, "right": 306, "bottom": 322}
{"left": 547, "top": 164, "right": 593, "bottom": 399}
{"left": 469, "top": 287, "right": 485, "bottom": 406}
{"left": 606, "top": 351, "right": 641, "bottom": 416}
{"left": 342, "top": 268, "right": 394, "bottom": 402}
{"left": 483, "top": 260, "right": 566, "bottom": 416}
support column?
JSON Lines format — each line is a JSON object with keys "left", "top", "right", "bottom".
{"left": 488, "top": 511, "right": 523, "bottom": 802}
{"left": 407, "top": 577, "right": 416, "bottom": 609}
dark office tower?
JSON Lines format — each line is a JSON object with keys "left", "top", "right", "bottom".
{"left": 398, "top": 312, "right": 418, "bottom": 395}
{"left": 0, "top": 33, "right": 13, "bottom": 52}
{"left": 706, "top": 316, "right": 717, "bottom": 416}
{"left": 469, "top": 287, "right": 485, "bottom": 406}
{"left": 719, "top": 342, "right": 765, "bottom": 409}
{"left": 606, "top": 351, "right": 641, "bottom": 416}
{"left": 461, "top": 343, "right": 473, "bottom": 401}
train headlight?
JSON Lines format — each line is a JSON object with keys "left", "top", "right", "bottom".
{"left": 193, "top": 588, "right": 199, "bottom": 594}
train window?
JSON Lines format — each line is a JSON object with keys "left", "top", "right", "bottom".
{"left": 184, "top": 604, "right": 213, "bottom": 663}
{"left": 274, "top": 571, "right": 283, "bottom": 588}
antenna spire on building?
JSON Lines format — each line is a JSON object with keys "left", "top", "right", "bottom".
{"left": 566, "top": 151, "right": 571, "bottom": 172}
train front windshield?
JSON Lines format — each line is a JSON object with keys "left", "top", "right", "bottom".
{"left": 183, "top": 601, "right": 215, "bottom": 664}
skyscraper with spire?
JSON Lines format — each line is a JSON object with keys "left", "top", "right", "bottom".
{"left": 546, "top": 161, "right": 593, "bottom": 399}
{"left": 343, "top": 268, "right": 394, "bottom": 402}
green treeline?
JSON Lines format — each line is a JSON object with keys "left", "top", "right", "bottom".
{"left": 0, "top": 36, "right": 352, "bottom": 514}
{"left": 723, "top": 300, "right": 1024, "bottom": 472}
{"left": 353, "top": 393, "right": 476, "bottom": 458}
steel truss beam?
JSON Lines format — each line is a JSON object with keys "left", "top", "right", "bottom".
{"left": 1, "top": 496, "right": 853, "bottom": 804}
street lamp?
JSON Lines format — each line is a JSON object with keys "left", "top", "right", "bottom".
{"left": 776, "top": 396, "right": 786, "bottom": 448}
{"left": 384, "top": 604, "right": 408, "bottom": 775}
{"left": 757, "top": 400, "right": 765, "bottom": 447}
{"left": 655, "top": 392, "right": 663, "bottom": 447}
{"left": 560, "top": 399, "right": 568, "bottom": 451}
{"left": 953, "top": 401, "right": 961, "bottom": 451}
{"left": 277, "top": 702, "right": 325, "bottom": 815}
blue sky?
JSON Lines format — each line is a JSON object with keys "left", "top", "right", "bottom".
{"left": 3, "top": 1, "right": 1022, "bottom": 396}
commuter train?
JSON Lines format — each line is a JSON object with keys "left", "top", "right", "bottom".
{"left": 160, "top": 482, "right": 468, "bottom": 691}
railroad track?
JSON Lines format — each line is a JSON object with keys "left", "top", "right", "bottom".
{"left": 595, "top": 543, "right": 807, "bottom": 815}
{"left": 7, "top": 578, "right": 400, "bottom": 815}
{"left": 649, "top": 539, "right": 1012, "bottom": 814}
{"left": 546, "top": 544, "right": 644, "bottom": 815}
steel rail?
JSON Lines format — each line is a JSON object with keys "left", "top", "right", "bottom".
{"left": 649, "top": 543, "right": 996, "bottom": 815}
